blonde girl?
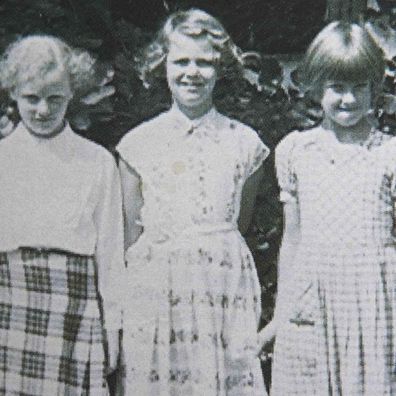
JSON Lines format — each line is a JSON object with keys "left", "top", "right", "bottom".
{"left": 117, "top": 8, "right": 269, "bottom": 395}
{"left": 267, "top": 22, "right": 394, "bottom": 395}
{"left": 0, "top": 35, "right": 124, "bottom": 395}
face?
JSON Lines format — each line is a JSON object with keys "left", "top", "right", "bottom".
{"left": 166, "top": 33, "right": 218, "bottom": 117}
{"left": 320, "top": 80, "right": 371, "bottom": 128}
{"left": 12, "top": 69, "right": 72, "bottom": 137}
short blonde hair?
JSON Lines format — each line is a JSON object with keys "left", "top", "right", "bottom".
{"left": 0, "top": 35, "right": 96, "bottom": 94}
{"left": 138, "top": 8, "right": 243, "bottom": 85}
{"left": 301, "top": 22, "right": 385, "bottom": 93}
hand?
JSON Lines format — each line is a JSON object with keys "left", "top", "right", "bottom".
{"left": 105, "top": 328, "right": 120, "bottom": 375}
{"left": 256, "top": 320, "right": 276, "bottom": 360}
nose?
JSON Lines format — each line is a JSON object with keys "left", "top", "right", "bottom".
{"left": 341, "top": 90, "right": 356, "bottom": 105}
{"left": 36, "top": 100, "right": 50, "bottom": 118}
{"left": 185, "top": 61, "right": 200, "bottom": 77}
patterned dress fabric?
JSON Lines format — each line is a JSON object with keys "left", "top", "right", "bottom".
{"left": 0, "top": 249, "right": 108, "bottom": 395}
{"left": 271, "top": 127, "right": 396, "bottom": 395}
{"left": 117, "top": 107, "right": 269, "bottom": 396}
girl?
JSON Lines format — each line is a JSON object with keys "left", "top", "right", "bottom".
{"left": 268, "top": 22, "right": 395, "bottom": 395}
{"left": 0, "top": 35, "right": 124, "bottom": 395}
{"left": 117, "top": 8, "right": 269, "bottom": 395}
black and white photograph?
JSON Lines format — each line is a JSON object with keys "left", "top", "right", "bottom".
{"left": 0, "top": 0, "right": 396, "bottom": 395}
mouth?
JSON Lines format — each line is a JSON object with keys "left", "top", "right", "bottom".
{"left": 179, "top": 81, "right": 204, "bottom": 88}
{"left": 34, "top": 118, "right": 54, "bottom": 123}
{"left": 337, "top": 108, "right": 358, "bottom": 113}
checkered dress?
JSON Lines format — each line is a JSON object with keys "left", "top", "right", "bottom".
{"left": 272, "top": 128, "right": 396, "bottom": 395}
{"left": 0, "top": 248, "right": 108, "bottom": 395}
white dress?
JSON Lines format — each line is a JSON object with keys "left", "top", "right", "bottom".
{"left": 117, "top": 106, "right": 269, "bottom": 395}
{"left": 272, "top": 127, "right": 396, "bottom": 395}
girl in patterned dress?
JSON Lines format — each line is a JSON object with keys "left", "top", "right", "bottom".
{"left": 0, "top": 35, "right": 124, "bottom": 395}
{"left": 265, "top": 22, "right": 396, "bottom": 395}
{"left": 117, "top": 8, "right": 269, "bottom": 396}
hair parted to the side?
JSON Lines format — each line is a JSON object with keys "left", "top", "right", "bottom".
{"left": 0, "top": 35, "right": 96, "bottom": 94}
{"left": 301, "top": 21, "right": 385, "bottom": 95}
{"left": 137, "top": 8, "right": 244, "bottom": 86}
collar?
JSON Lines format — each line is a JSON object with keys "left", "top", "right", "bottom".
{"left": 10, "top": 122, "right": 76, "bottom": 159}
{"left": 12, "top": 122, "right": 73, "bottom": 147}
{"left": 311, "top": 126, "right": 387, "bottom": 166}
{"left": 166, "top": 103, "right": 219, "bottom": 136}
{"left": 318, "top": 126, "right": 382, "bottom": 150}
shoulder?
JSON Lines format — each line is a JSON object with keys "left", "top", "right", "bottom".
{"left": 117, "top": 112, "right": 168, "bottom": 153}
{"left": 217, "top": 113, "right": 268, "bottom": 149}
{"left": 217, "top": 113, "right": 258, "bottom": 137}
{"left": 276, "top": 127, "right": 322, "bottom": 158}
{"left": 69, "top": 130, "right": 116, "bottom": 169}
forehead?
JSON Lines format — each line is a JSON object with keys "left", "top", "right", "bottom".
{"left": 17, "top": 69, "right": 71, "bottom": 94}
{"left": 167, "top": 32, "right": 217, "bottom": 59}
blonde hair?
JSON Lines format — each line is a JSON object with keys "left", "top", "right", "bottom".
{"left": 301, "top": 22, "right": 385, "bottom": 94}
{"left": 138, "top": 8, "right": 243, "bottom": 85}
{"left": 0, "top": 35, "right": 96, "bottom": 94}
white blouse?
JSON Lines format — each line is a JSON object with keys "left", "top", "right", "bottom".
{"left": 0, "top": 123, "right": 125, "bottom": 330}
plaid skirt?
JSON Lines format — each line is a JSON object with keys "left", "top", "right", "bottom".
{"left": 0, "top": 248, "right": 108, "bottom": 396}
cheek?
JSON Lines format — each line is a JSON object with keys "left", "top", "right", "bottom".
{"left": 202, "top": 68, "right": 217, "bottom": 88}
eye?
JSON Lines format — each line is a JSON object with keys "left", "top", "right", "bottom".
{"left": 327, "top": 83, "right": 343, "bottom": 92}
{"left": 355, "top": 83, "right": 369, "bottom": 91}
{"left": 48, "top": 95, "right": 66, "bottom": 104}
{"left": 23, "top": 95, "right": 40, "bottom": 104}
{"left": 173, "top": 58, "right": 189, "bottom": 66}
{"left": 196, "top": 59, "right": 215, "bottom": 67}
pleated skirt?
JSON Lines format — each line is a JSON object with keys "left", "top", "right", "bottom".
{"left": 0, "top": 248, "right": 108, "bottom": 395}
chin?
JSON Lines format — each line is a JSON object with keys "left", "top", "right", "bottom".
{"left": 334, "top": 115, "right": 365, "bottom": 128}
{"left": 26, "top": 122, "right": 61, "bottom": 136}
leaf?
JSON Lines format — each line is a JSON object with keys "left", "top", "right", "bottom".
{"left": 382, "top": 94, "right": 396, "bottom": 114}
{"left": 75, "top": 37, "right": 103, "bottom": 50}
{"left": 81, "top": 85, "right": 115, "bottom": 105}
{"left": 99, "top": 69, "right": 115, "bottom": 86}
{"left": 70, "top": 112, "right": 91, "bottom": 131}
{"left": 365, "top": 19, "right": 396, "bottom": 59}
{"left": 243, "top": 69, "right": 262, "bottom": 91}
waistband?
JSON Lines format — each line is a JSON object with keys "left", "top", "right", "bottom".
{"left": 2, "top": 246, "right": 94, "bottom": 259}
{"left": 142, "top": 222, "right": 238, "bottom": 243}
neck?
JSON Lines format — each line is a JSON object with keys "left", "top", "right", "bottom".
{"left": 321, "top": 116, "right": 372, "bottom": 144}
{"left": 25, "top": 121, "right": 66, "bottom": 140}
{"left": 174, "top": 100, "right": 213, "bottom": 120}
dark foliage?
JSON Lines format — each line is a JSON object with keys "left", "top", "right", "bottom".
{"left": 2, "top": 0, "right": 396, "bottom": 388}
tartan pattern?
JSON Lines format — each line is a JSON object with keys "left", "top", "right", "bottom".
{"left": 0, "top": 249, "right": 108, "bottom": 395}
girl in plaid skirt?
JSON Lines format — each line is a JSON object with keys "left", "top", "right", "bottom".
{"left": 0, "top": 35, "right": 124, "bottom": 395}
{"left": 263, "top": 22, "right": 396, "bottom": 395}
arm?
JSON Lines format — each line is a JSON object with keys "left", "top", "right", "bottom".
{"left": 119, "top": 158, "right": 143, "bottom": 249}
{"left": 238, "top": 164, "right": 264, "bottom": 235}
{"left": 259, "top": 198, "right": 301, "bottom": 349}
{"left": 93, "top": 155, "right": 125, "bottom": 373}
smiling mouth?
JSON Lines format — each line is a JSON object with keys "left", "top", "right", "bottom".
{"left": 34, "top": 118, "right": 54, "bottom": 122}
{"left": 180, "top": 81, "right": 204, "bottom": 87}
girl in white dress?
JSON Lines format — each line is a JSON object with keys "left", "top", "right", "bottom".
{"left": 117, "top": 8, "right": 269, "bottom": 396}
{"left": 0, "top": 35, "right": 124, "bottom": 395}
{"left": 266, "top": 22, "right": 396, "bottom": 395}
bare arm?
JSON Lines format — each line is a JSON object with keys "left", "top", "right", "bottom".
{"left": 238, "top": 165, "right": 265, "bottom": 235}
{"left": 258, "top": 198, "right": 300, "bottom": 349}
{"left": 119, "top": 158, "right": 144, "bottom": 249}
